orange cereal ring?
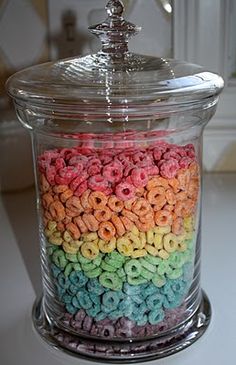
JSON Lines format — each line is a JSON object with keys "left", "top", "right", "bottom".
{"left": 163, "top": 204, "right": 174, "bottom": 212}
{"left": 57, "top": 222, "right": 65, "bottom": 232}
{"left": 120, "top": 216, "right": 134, "bottom": 231}
{"left": 44, "top": 210, "right": 53, "bottom": 221}
{"left": 172, "top": 217, "right": 184, "bottom": 235}
{"left": 66, "top": 222, "right": 81, "bottom": 240}
{"left": 175, "top": 199, "right": 195, "bottom": 218}
{"left": 81, "top": 189, "right": 92, "bottom": 211}
{"left": 167, "top": 178, "right": 180, "bottom": 194}
{"left": 73, "top": 216, "right": 88, "bottom": 233}
{"left": 140, "top": 212, "right": 155, "bottom": 224}
{"left": 132, "top": 198, "right": 152, "bottom": 217}
{"left": 122, "top": 209, "right": 139, "bottom": 222}
{"left": 53, "top": 185, "right": 68, "bottom": 194}
{"left": 111, "top": 215, "right": 126, "bottom": 237}
{"left": 152, "top": 195, "right": 167, "bottom": 211}
{"left": 94, "top": 207, "right": 112, "bottom": 222}
{"left": 82, "top": 213, "right": 99, "bottom": 232}
{"left": 40, "top": 174, "right": 50, "bottom": 193}
{"left": 147, "top": 177, "right": 169, "bottom": 191}
{"left": 98, "top": 222, "right": 116, "bottom": 241}
{"left": 60, "top": 189, "right": 74, "bottom": 203}
{"left": 155, "top": 210, "right": 173, "bottom": 226}
{"left": 136, "top": 187, "right": 145, "bottom": 197}
{"left": 188, "top": 179, "right": 199, "bottom": 199}
{"left": 108, "top": 196, "right": 124, "bottom": 213}
{"left": 42, "top": 193, "right": 54, "bottom": 209}
{"left": 177, "top": 169, "right": 191, "bottom": 191}
{"left": 124, "top": 198, "right": 136, "bottom": 211}
{"left": 66, "top": 196, "right": 83, "bottom": 215}
{"left": 165, "top": 189, "right": 176, "bottom": 205}
{"left": 147, "top": 187, "right": 165, "bottom": 205}
{"left": 63, "top": 216, "right": 72, "bottom": 225}
{"left": 49, "top": 200, "right": 66, "bottom": 221}
{"left": 189, "top": 162, "right": 199, "bottom": 177}
{"left": 176, "top": 191, "right": 187, "bottom": 201}
{"left": 89, "top": 191, "right": 108, "bottom": 209}
{"left": 136, "top": 220, "right": 154, "bottom": 232}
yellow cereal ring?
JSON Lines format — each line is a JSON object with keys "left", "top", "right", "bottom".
{"left": 131, "top": 225, "right": 139, "bottom": 236}
{"left": 131, "top": 249, "right": 147, "bottom": 258}
{"left": 153, "top": 233, "right": 163, "bottom": 249}
{"left": 98, "top": 237, "right": 116, "bottom": 253}
{"left": 81, "top": 241, "right": 99, "bottom": 259}
{"left": 139, "top": 232, "right": 147, "bottom": 248}
{"left": 117, "top": 237, "right": 133, "bottom": 256}
{"left": 145, "top": 244, "right": 159, "bottom": 256}
{"left": 125, "top": 232, "right": 141, "bottom": 249}
{"left": 147, "top": 230, "right": 154, "bottom": 244}
{"left": 163, "top": 233, "right": 178, "bottom": 253}
{"left": 83, "top": 232, "right": 98, "bottom": 242}
{"left": 63, "top": 230, "right": 73, "bottom": 242}
{"left": 153, "top": 225, "right": 171, "bottom": 234}
{"left": 49, "top": 235, "right": 63, "bottom": 246}
{"left": 158, "top": 249, "right": 170, "bottom": 260}
{"left": 63, "top": 240, "right": 82, "bottom": 254}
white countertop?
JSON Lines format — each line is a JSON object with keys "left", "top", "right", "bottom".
{"left": 1, "top": 173, "right": 236, "bottom": 365}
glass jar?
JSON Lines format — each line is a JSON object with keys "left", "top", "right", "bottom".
{"left": 6, "top": 0, "right": 224, "bottom": 362}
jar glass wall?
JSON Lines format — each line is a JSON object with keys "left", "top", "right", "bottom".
{"left": 15, "top": 103, "right": 213, "bottom": 361}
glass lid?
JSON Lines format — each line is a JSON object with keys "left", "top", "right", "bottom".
{"left": 6, "top": 0, "right": 224, "bottom": 112}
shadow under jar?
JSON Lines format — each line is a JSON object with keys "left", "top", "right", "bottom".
{"left": 6, "top": 0, "right": 224, "bottom": 362}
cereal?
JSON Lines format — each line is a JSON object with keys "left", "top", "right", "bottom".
{"left": 89, "top": 191, "right": 108, "bottom": 209}
{"left": 98, "top": 222, "right": 116, "bottom": 241}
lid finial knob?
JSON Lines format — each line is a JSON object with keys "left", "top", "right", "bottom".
{"left": 89, "top": 0, "right": 141, "bottom": 61}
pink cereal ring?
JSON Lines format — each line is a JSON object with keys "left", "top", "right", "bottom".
{"left": 88, "top": 174, "right": 109, "bottom": 192}
{"left": 69, "top": 171, "right": 88, "bottom": 192}
{"left": 102, "top": 161, "right": 123, "bottom": 183}
{"left": 131, "top": 168, "right": 148, "bottom": 188}
{"left": 160, "top": 159, "right": 179, "bottom": 179}
{"left": 74, "top": 180, "right": 88, "bottom": 197}
{"left": 115, "top": 182, "right": 136, "bottom": 201}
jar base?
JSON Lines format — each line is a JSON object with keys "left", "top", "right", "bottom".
{"left": 32, "top": 290, "right": 211, "bottom": 363}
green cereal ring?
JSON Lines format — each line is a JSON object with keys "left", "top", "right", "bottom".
{"left": 157, "top": 261, "right": 172, "bottom": 276}
{"left": 148, "top": 308, "right": 165, "bottom": 325}
{"left": 52, "top": 249, "right": 68, "bottom": 269}
{"left": 169, "top": 252, "right": 184, "bottom": 269}
{"left": 66, "top": 253, "right": 78, "bottom": 263}
{"left": 139, "top": 258, "right": 156, "bottom": 273}
{"left": 85, "top": 267, "right": 102, "bottom": 279}
{"left": 81, "top": 262, "right": 97, "bottom": 272}
{"left": 167, "top": 267, "right": 183, "bottom": 280}
{"left": 144, "top": 255, "right": 162, "bottom": 266}
{"left": 124, "top": 259, "right": 142, "bottom": 278}
{"left": 93, "top": 255, "right": 102, "bottom": 267}
{"left": 110, "top": 251, "right": 126, "bottom": 263}
{"left": 101, "top": 261, "right": 117, "bottom": 272}
{"left": 127, "top": 276, "right": 148, "bottom": 286}
{"left": 77, "top": 254, "right": 91, "bottom": 265}
{"left": 140, "top": 268, "right": 154, "bottom": 281}
{"left": 99, "top": 272, "right": 122, "bottom": 291}
{"left": 47, "top": 245, "right": 57, "bottom": 256}
{"left": 146, "top": 293, "right": 164, "bottom": 310}
{"left": 117, "top": 268, "right": 126, "bottom": 279}
{"left": 152, "top": 274, "right": 166, "bottom": 288}
{"left": 105, "top": 258, "right": 123, "bottom": 269}
{"left": 64, "top": 263, "right": 81, "bottom": 277}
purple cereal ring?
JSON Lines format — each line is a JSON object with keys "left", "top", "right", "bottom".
{"left": 75, "top": 308, "right": 86, "bottom": 322}
{"left": 83, "top": 316, "right": 93, "bottom": 332}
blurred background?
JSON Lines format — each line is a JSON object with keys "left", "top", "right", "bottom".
{"left": 0, "top": 0, "right": 235, "bottom": 192}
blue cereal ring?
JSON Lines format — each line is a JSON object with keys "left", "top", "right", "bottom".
{"left": 148, "top": 308, "right": 165, "bottom": 325}
{"left": 58, "top": 273, "right": 70, "bottom": 289}
{"left": 69, "top": 271, "right": 88, "bottom": 287}
{"left": 77, "top": 290, "right": 93, "bottom": 309}
{"left": 87, "top": 278, "right": 105, "bottom": 295}
{"left": 118, "top": 298, "right": 134, "bottom": 316}
{"left": 102, "top": 291, "right": 120, "bottom": 311}
{"left": 86, "top": 303, "right": 101, "bottom": 317}
{"left": 66, "top": 303, "right": 77, "bottom": 315}
{"left": 123, "top": 283, "right": 141, "bottom": 296}
{"left": 146, "top": 293, "right": 164, "bottom": 310}
{"left": 96, "top": 312, "right": 107, "bottom": 321}
{"left": 51, "top": 263, "right": 62, "bottom": 278}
